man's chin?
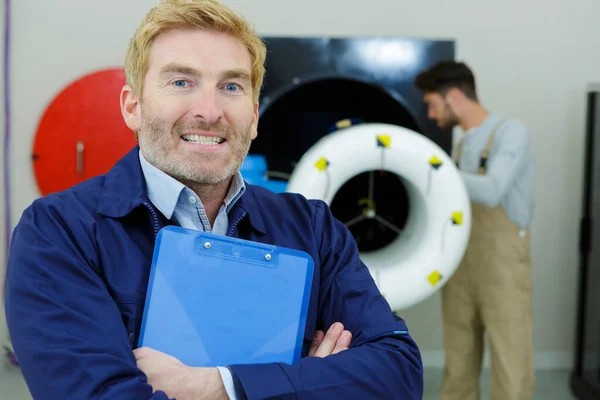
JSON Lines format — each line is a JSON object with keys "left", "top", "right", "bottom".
{"left": 179, "top": 165, "right": 239, "bottom": 186}
{"left": 439, "top": 121, "right": 456, "bottom": 130}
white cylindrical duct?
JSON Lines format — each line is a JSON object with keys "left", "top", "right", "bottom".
{"left": 286, "top": 123, "right": 471, "bottom": 311}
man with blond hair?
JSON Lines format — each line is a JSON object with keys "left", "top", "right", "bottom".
{"left": 5, "top": 1, "right": 423, "bottom": 399}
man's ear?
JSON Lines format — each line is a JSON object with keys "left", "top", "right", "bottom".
{"left": 120, "top": 85, "right": 141, "bottom": 132}
{"left": 444, "top": 88, "right": 463, "bottom": 111}
{"left": 446, "top": 87, "right": 466, "bottom": 103}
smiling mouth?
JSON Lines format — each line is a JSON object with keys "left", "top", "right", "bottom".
{"left": 181, "top": 134, "right": 226, "bottom": 145}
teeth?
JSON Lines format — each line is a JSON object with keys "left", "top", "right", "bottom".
{"left": 182, "top": 135, "right": 224, "bottom": 145}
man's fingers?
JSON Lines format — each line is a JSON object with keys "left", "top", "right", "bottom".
{"left": 313, "top": 322, "right": 344, "bottom": 358}
{"left": 133, "top": 347, "right": 152, "bottom": 361}
{"left": 331, "top": 330, "right": 352, "bottom": 355}
{"left": 308, "top": 330, "right": 325, "bottom": 357}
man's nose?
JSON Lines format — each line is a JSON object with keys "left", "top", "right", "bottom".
{"left": 191, "top": 88, "right": 224, "bottom": 124}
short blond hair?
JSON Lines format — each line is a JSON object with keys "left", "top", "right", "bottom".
{"left": 124, "top": 0, "right": 266, "bottom": 103}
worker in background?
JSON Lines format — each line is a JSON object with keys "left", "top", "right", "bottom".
{"left": 414, "top": 61, "right": 536, "bottom": 400}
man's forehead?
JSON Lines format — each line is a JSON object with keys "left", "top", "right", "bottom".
{"left": 151, "top": 29, "right": 249, "bottom": 57}
{"left": 147, "top": 32, "right": 252, "bottom": 76}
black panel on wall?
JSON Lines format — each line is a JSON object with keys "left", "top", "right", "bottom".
{"left": 251, "top": 37, "right": 455, "bottom": 176}
{"left": 571, "top": 83, "right": 600, "bottom": 400}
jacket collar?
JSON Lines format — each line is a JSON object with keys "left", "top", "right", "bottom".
{"left": 232, "top": 181, "right": 266, "bottom": 235}
{"left": 97, "top": 146, "right": 266, "bottom": 234}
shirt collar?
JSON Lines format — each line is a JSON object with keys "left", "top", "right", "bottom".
{"left": 464, "top": 127, "right": 477, "bottom": 136}
{"left": 138, "top": 149, "right": 246, "bottom": 219}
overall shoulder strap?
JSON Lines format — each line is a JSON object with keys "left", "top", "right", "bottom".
{"left": 453, "top": 136, "right": 464, "bottom": 167}
{"left": 479, "top": 118, "right": 506, "bottom": 173}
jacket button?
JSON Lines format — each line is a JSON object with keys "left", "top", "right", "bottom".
{"left": 128, "top": 333, "right": 135, "bottom": 346}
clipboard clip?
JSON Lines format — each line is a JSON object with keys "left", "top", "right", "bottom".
{"left": 195, "top": 233, "right": 279, "bottom": 267}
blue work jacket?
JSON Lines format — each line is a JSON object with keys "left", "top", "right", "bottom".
{"left": 5, "top": 146, "right": 423, "bottom": 399}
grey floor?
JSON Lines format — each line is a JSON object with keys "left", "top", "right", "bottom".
{"left": 0, "top": 362, "right": 578, "bottom": 399}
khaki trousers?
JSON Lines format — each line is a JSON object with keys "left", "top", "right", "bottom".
{"left": 441, "top": 202, "right": 535, "bottom": 400}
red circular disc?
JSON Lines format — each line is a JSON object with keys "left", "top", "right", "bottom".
{"left": 32, "top": 68, "right": 137, "bottom": 196}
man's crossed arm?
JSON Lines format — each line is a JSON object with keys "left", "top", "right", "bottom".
{"left": 133, "top": 322, "right": 353, "bottom": 399}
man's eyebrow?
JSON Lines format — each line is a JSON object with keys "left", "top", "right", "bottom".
{"left": 221, "top": 69, "right": 252, "bottom": 83}
{"left": 159, "top": 63, "right": 202, "bottom": 77}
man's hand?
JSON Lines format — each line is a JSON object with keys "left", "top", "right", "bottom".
{"left": 133, "top": 347, "right": 228, "bottom": 400}
{"left": 309, "top": 322, "right": 352, "bottom": 357}
{"left": 134, "top": 325, "right": 351, "bottom": 398}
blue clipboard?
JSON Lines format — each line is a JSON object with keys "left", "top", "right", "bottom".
{"left": 138, "top": 226, "right": 315, "bottom": 367}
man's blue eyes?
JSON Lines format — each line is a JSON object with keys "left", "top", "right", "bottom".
{"left": 225, "top": 83, "right": 239, "bottom": 92}
{"left": 172, "top": 81, "right": 240, "bottom": 92}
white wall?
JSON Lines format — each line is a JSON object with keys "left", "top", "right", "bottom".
{"left": 3, "top": 0, "right": 598, "bottom": 369}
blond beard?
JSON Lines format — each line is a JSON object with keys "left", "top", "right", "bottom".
{"left": 138, "top": 113, "right": 252, "bottom": 186}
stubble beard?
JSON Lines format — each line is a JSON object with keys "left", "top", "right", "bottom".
{"left": 440, "top": 102, "right": 460, "bottom": 130}
{"left": 139, "top": 113, "right": 252, "bottom": 186}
